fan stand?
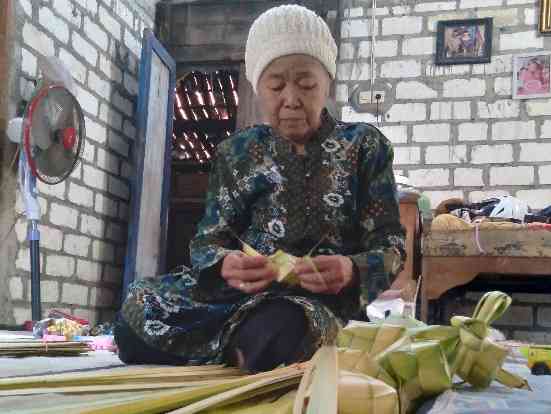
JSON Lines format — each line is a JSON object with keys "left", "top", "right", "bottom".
{"left": 19, "top": 149, "right": 42, "bottom": 321}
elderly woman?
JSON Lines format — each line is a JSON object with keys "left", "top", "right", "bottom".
{"left": 115, "top": 5, "right": 406, "bottom": 372}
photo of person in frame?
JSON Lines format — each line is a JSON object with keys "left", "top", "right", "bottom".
{"left": 515, "top": 55, "right": 551, "bottom": 97}
{"left": 444, "top": 24, "right": 485, "bottom": 58}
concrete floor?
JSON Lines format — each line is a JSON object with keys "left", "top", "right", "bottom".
{"left": 2, "top": 332, "right": 551, "bottom": 414}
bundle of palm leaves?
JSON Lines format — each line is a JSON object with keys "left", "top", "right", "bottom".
{"left": 0, "top": 340, "right": 90, "bottom": 357}
{"left": 0, "top": 292, "right": 529, "bottom": 414}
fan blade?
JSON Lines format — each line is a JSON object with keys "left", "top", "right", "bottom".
{"left": 30, "top": 100, "right": 55, "bottom": 151}
{"left": 50, "top": 90, "right": 75, "bottom": 129}
{"left": 34, "top": 143, "right": 75, "bottom": 178}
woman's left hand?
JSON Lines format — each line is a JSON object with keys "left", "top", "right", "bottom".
{"left": 294, "top": 255, "right": 356, "bottom": 294}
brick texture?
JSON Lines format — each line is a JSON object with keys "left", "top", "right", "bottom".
{"left": 3, "top": 0, "right": 155, "bottom": 325}
{"left": 336, "top": 0, "right": 550, "bottom": 211}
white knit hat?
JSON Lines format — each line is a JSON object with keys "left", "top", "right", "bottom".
{"left": 245, "top": 5, "right": 338, "bottom": 93}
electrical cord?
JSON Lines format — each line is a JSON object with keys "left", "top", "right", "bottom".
{"left": 0, "top": 148, "right": 24, "bottom": 251}
{"left": 0, "top": 213, "right": 24, "bottom": 251}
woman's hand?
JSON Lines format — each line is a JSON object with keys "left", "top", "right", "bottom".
{"left": 294, "top": 255, "right": 356, "bottom": 294}
{"left": 221, "top": 252, "right": 277, "bottom": 294}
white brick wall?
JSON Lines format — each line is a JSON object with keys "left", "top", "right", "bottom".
{"left": 458, "top": 123, "right": 488, "bottom": 141}
{"left": 414, "top": 2, "right": 456, "bottom": 12}
{"left": 341, "top": 19, "right": 375, "bottom": 38}
{"left": 500, "top": 31, "right": 544, "bottom": 50}
{"left": 460, "top": 0, "right": 503, "bottom": 8}
{"left": 50, "top": 203, "right": 79, "bottom": 229}
{"left": 10, "top": 0, "right": 152, "bottom": 323}
{"left": 478, "top": 100, "right": 520, "bottom": 119}
{"left": 520, "top": 143, "right": 551, "bottom": 162}
{"left": 454, "top": 168, "right": 484, "bottom": 187}
{"left": 46, "top": 255, "right": 75, "bottom": 278}
{"left": 92, "top": 240, "right": 115, "bottom": 263}
{"left": 386, "top": 103, "right": 426, "bottom": 122}
{"left": 22, "top": 23, "right": 55, "bottom": 56}
{"left": 99, "top": 6, "right": 122, "bottom": 40}
{"left": 21, "top": 47, "right": 37, "bottom": 75}
{"left": 84, "top": 17, "right": 109, "bottom": 51}
{"left": 77, "top": 260, "right": 103, "bottom": 283}
{"left": 394, "top": 147, "right": 421, "bottom": 165}
{"left": 108, "top": 131, "right": 130, "bottom": 157}
{"left": 86, "top": 118, "right": 108, "bottom": 144}
{"left": 380, "top": 126, "right": 408, "bottom": 144}
{"left": 409, "top": 168, "right": 450, "bottom": 187}
{"left": 490, "top": 166, "right": 534, "bottom": 185}
{"left": 430, "top": 102, "right": 471, "bottom": 120}
{"left": 358, "top": 40, "right": 398, "bottom": 58}
{"left": 72, "top": 33, "right": 99, "bottom": 66}
{"left": 380, "top": 60, "right": 421, "bottom": 78}
{"left": 471, "top": 144, "right": 514, "bottom": 164}
{"left": 443, "top": 79, "right": 486, "bottom": 98}
{"left": 492, "top": 121, "right": 536, "bottom": 141}
{"left": 539, "top": 166, "right": 551, "bottom": 185}
{"left": 68, "top": 182, "right": 94, "bottom": 208}
{"left": 77, "top": 86, "right": 100, "bottom": 116}
{"left": 83, "top": 165, "right": 108, "bottom": 191}
{"left": 52, "top": 0, "right": 81, "bottom": 27}
{"left": 402, "top": 37, "right": 434, "bottom": 55}
{"left": 516, "top": 189, "right": 551, "bottom": 209}
{"left": 61, "top": 284, "right": 88, "bottom": 306}
{"left": 80, "top": 214, "right": 105, "bottom": 238}
{"left": 527, "top": 99, "right": 551, "bottom": 116}
{"left": 39, "top": 8, "right": 69, "bottom": 43}
{"left": 95, "top": 193, "right": 118, "bottom": 218}
{"left": 413, "top": 124, "right": 450, "bottom": 142}
{"left": 396, "top": 81, "right": 437, "bottom": 99}
{"left": 542, "top": 121, "right": 551, "bottom": 139}
{"left": 382, "top": 16, "right": 423, "bottom": 35}
{"left": 425, "top": 145, "right": 467, "bottom": 164}
{"left": 494, "top": 77, "right": 512, "bottom": 96}
{"left": 472, "top": 54, "right": 512, "bottom": 75}
{"left": 64, "top": 234, "right": 92, "bottom": 257}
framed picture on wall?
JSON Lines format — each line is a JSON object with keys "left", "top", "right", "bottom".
{"left": 435, "top": 18, "right": 493, "bottom": 65}
{"left": 512, "top": 51, "right": 551, "bottom": 99}
{"left": 123, "top": 29, "right": 176, "bottom": 296}
{"left": 541, "top": 0, "right": 551, "bottom": 34}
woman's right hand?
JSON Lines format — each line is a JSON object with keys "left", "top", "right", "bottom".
{"left": 221, "top": 252, "right": 277, "bottom": 294}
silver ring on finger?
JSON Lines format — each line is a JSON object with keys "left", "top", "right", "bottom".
{"left": 239, "top": 281, "right": 250, "bottom": 290}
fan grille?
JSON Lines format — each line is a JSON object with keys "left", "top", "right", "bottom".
{"left": 23, "top": 85, "right": 85, "bottom": 185}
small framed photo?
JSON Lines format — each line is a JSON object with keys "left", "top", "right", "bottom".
{"left": 512, "top": 52, "right": 551, "bottom": 99}
{"left": 435, "top": 18, "right": 493, "bottom": 65}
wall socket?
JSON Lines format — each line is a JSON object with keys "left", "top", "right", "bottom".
{"left": 358, "top": 90, "right": 385, "bottom": 104}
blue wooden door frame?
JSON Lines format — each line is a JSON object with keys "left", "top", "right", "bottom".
{"left": 122, "top": 29, "right": 176, "bottom": 299}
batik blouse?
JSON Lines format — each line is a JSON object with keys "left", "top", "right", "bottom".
{"left": 120, "top": 111, "right": 406, "bottom": 365}
{"left": 191, "top": 111, "right": 405, "bottom": 315}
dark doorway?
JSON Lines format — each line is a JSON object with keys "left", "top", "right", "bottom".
{"left": 166, "top": 69, "right": 240, "bottom": 271}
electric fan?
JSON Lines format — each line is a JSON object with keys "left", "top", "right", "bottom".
{"left": 7, "top": 57, "right": 85, "bottom": 321}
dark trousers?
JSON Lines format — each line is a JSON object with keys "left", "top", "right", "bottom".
{"left": 114, "top": 300, "right": 308, "bottom": 372}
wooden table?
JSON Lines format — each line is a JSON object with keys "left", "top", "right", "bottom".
{"left": 388, "top": 196, "right": 422, "bottom": 291}
{"left": 420, "top": 227, "right": 551, "bottom": 322}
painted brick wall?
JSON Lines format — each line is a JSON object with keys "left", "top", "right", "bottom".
{"left": 335, "top": 0, "right": 551, "bottom": 210}
{"left": 335, "top": 0, "right": 551, "bottom": 338}
{"left": 5, "top": 0, "right": 157, "bottom": 326}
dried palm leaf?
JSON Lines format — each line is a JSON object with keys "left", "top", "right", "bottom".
{"left": 293, "top": 346, "right": 338, "bottom": 414}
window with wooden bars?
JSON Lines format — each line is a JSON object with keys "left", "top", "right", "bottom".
{"left": 172, "top": 70, "right": 239, "bottom": 171}
{"left": 167, "top": 69, "right": 240, "bottom": 270}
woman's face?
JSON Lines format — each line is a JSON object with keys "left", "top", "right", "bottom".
{"left": 257, "top": 54, "right": 331, "bottom": 145}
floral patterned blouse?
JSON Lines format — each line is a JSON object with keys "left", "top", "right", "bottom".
{"left": 119, "top": 111, "right": 406, "bottom": 365}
